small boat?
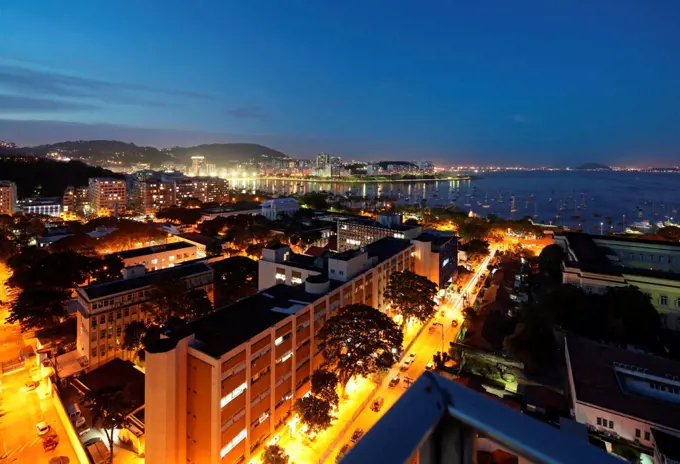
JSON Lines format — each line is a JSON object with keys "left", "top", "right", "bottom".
{"left": 482, "top": 193, "right": 491, "bottom": 209}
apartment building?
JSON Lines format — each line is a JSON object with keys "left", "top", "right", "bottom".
{"left": 144, "top": 238, "right": 416, "bottom": 464}
{"left": 565, "top": 335, "right": 680, "bottom": 453}
{"left": 175, "top": 177, "right": 229, "bottom": 206}
{"left": 75, "top": 262, "right": 214, "bottom": 370}
{"left": 114, "top": 242, "right": 198, "bottom": 271}
{"left": 89, "top": 177, "right": 127, "bottom": 215}
{"left": 139, "top": 179, "right": 176, "bottom": 213}
{"left": 337, "top": 213, "right": 422, "bottom": 251}
{"left": 0, "top": 180, "right": 17, "bottom": 215}
{"left": 554, "top": 232, "right": 680, "bottom": 330}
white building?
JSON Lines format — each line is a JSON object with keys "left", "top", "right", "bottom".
{"left": 260, "top": 198, "right": 300, "bottom": 220}
{"left": 19, "top": 196, "right": 62, "bottom": 217}
{"left": 565, "top": 335, "right": 680, "bottom": 453}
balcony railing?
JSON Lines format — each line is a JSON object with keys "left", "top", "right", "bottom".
{"left": 341, "top": 372, "right": 620, "bottom": 464}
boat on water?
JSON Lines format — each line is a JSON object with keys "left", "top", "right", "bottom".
{"left": 627, "top": 220, "right": 654, "bottom": 233}
{"left": 482, "top": 193, "right": 491, "bottom": 209}
{"left": 510, "top": 195, "right": 519, "bottom": 213}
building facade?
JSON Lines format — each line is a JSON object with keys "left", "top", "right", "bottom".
{"left": 312, "top": 153, "right": 331, "bottom": 177}
{"left": 114, "top": 242, "right": 198, "bottom": 271}
{"left": 75, "top": 262, "right": 214, "bottom": 370}
{"left": 140, "top": 179, "right": 176, "bottom": 213}
{"left": 412, "top": 231, "right": 458, "bottom": 290}
{"left": 259, "top": 198, "right": 300, "bottom": 220}
{"left": 337, "top": 213, "right": 422, "bottom": 251}
{"left": 89, "top": 178, "right": 127, "bottom": 216}
{"left": 554, "top": 232, "right": 680, "bottom": 330}
{"left": 174, "top": 177, "right": 229, "bottom": 206}
{"left": 144, "top": 238, "right": 417, "bottom": 464}
{"left": 18, "top": 196, "right": 62, "bottom": 217}
{"left": 0, "top": 180, "right": 17, "bottom": 215}
{"left": 565, "top": 336, "right": 680, "bottom": 454}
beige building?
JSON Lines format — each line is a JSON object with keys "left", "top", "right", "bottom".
{"left": 88, "top": 177, "right": 127, "bottom": 215}
{"left": 554, "top": 232, "right": 680, "bottom": 330}
{"left": 75, "top": 262, "right": 214, "bottom": 370}
{"left": 174, "top": 177, "right": 229, "bottom": 206}
{"left": 144, "top": 238, "right": 416, "bottom": 464}
{"left": 114, "top": 242, "right": 198, "bottom": 271}
{"left": 140, "top": 179, "right": 176, "bottom": 213}
{"left": 0, "top": 180, "right": 17, "bottom": 215}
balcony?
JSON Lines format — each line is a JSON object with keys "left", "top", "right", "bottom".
{"left": 341, "top": 372, "right": 619, "bottom": 464}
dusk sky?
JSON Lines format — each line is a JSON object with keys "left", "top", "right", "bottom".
{"left": 2, "top": 0, "right": 680, "bottom": 165}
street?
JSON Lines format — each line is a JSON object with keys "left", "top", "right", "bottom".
{"left": 254, "top": 251, "right": 495, "bottom": 464}
{"left": 0, "top": 264, "right": 79, "bottom": 464}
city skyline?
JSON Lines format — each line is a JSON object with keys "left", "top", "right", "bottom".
{"left": 2, "top": 1, "right": 680, "bottom": 166}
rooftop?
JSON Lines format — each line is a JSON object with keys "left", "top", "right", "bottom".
{"left": 566, "top": 335, "right": 680, "bottom": 431}
{"left": 114, "top": 241, "right": 194, "bottom": 259}
{"left": 81, "top": 261, "right": 212, "bottom": 300}
{"left": 178, "top": 232, "right": 222, "bottom": 247}
{"left": 73, "top": 358, "right": 144, "bottom": 415}
{"left": 200, "top": 202, "right": 260, "bottom": 214}
{"left": 652, "top": 428, "right": 680, "bottom": 461}
{"left": 260, "top": 197, "right": 299, "bottom": 207}
{"left": 151, "top": 284, "right": 319, "bottom": 358}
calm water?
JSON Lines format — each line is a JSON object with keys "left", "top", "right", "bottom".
{"left": 231, "top": 172, "right": 680, "bottom": 231}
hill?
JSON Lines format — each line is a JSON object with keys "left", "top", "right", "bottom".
{"left": 0, "top": 156, "right": 124, "bottom": 197}
{"left": 25, "top": 140, "right": 170, "bottom": 166}
{"left": 169, "top": 143, "right": 289, "bottom": 163}
{"left": 573, "top": 162, "right": 612, "bottom": 171}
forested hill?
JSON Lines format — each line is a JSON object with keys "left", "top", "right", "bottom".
{"left": 0, "top": 155, "right": 124, "bottom": 197}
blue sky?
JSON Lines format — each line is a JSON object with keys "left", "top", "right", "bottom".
{"left": 1, "top": 0, "right": 680, "bottom": 165}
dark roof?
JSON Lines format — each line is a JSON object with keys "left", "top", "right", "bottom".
{"left": 596, "top": 233, "right": 680, "bottom": 249}
{"left": 77, "top": 359, "right": 144, "bottom": 413}
{"left": 115, "top": 241, "right": 194, "bottom": 259}
{"left": 652, "top": 428, "right": 680, "bottom": 460}
{"left": 82, "top": 262, "right": 212, "bottom": 300}
{"left": 153, "top": 284, "right": 319, "bottom": 358}
{"left": 363, "top": 237, "right": 413, "bottom": 263}
{"left": 200, "top": 202, "right": 260, "bottom": 214}
{"left": 566, "top": 336, "right": 680, "bottom": 430}
{"left": 178, "top": 232, "right": 222, "bottom": 247}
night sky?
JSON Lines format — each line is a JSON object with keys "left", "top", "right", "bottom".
{"left": 2, "top": 0, "right": 680, "bottom": 165}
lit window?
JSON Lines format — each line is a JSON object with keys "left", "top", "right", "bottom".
{"left": 220, "top": 382, "right": 247, "bottom": 408}
{"left": 275, "top": 336, "right": 284, "bottom": 346}
{"left": 220, "top": 428, "right": 247, "bottom": 458}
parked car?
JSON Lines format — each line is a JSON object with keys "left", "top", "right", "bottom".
{"left": 22, "top": 381, "right": 38, "bottom": 392}
{"left": 336, "top": 444, "right": 351, "bottom": 463}
{"left": 400, "top": 359, "right": 412, "bottom": 371}
{"left": 425, "top": 362, "right": 434, "bottom": 370}
{"left": 36, "top": 421, "right": 50, "bottom": 436}
{"left": 371, "top": 396, "right": 384, "bottom": 412}
{"left": 42, "top": 436, "right": 58, "bottom": 452}
{"left": 389, "top": 374, "right": 400, "bottom": 388}
{"left": 351, "top": 428, "right": 364, "bottom": 443}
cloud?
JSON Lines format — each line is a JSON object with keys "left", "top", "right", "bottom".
{"left": 507, "top": 113, "right": 530, "bottom": 124}
{"left": 0, "top": 94, "right": 98, "bottom": 113}
{"left": 227, "top": 104, "right": 269, "bottom": 120}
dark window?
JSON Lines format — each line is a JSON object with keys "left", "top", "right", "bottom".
{"left": 609, "top": 420, "right": 613, "bottom": 429}
{"left": 644, "top": 431, "right": 650, "bottom": 441}
{"left": 596, "top": 418, "right": 602, "bottom": 426}
{"left": 635, "top": 429, "right": 640, "bottom": 438}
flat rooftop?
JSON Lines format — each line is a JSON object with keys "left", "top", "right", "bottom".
{"left": 559, "top": 231, "right": 680, "bottom": 281}
{"left": 74, "top": 358, "right": 144, "bottom": 414}
{"left": 151, "top": 284, "right": 320, "bottom": 358}
{"left": 81, "top": 261, "right": 212, "bottom": 300}
{"left": 115, "top": 241, "right": 194, "bottom": 259}
{"left": 566, "top": 336, "right": 680, "bottom": 431}
{"left": 178, "top": 232, "right": 222, "bottom": 246}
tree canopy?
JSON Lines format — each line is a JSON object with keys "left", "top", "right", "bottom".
{"left": 311, "top": 369, "right": 339, "bottom": 407}
{"left": 317, "top": 304, "right": 403, "bottom": 388}
{"left": 84, "top": 386, "right": 131, "bottom": 464}
{"left": 156, "top": 207, "right": 202, "bottom": 225}
{"left": 144, "top": 278, "right": 214, "bottom": 327}
{"left": 538, "top": 244, "right": 565, "bottom": 282}
{"left": 466, "top": 239, "right": 490, "bottom": 261}
{"left": 294, "top": 396, "right": 334, "bottom": 434}
{"left": 384, "top": 270, "right": 438, "bottom": 325}
{"left": 263, "top": 444, "right": 289, "bottom": 464}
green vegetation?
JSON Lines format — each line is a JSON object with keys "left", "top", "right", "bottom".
{"left": 311, "top": 369, "right": 340, "bottom": 407}
{"left": 293, "top": 396, "right": 334, "bottom": 434}
{"left": 212, "top": 256, "right": 258, "bottom": 306}
{"left": 317, "top": 304, "right": 403, "bottom": 390}
{"left": 262, "top": 444, "right": 290, "bottom": 464}
{"left": 384, "top": 270, "right": 438, "bottom": 325}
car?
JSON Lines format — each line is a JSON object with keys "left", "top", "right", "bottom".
{"left": 351, "top": 428, "right": 364, "bottom": 443}
{"left": 400, "top": 359, "right": 411, "bottom": 371}
{"left": 388, "top": 375, "right": 400, "bottom": 388}
{"left": 22, "top": 381, "right": 38, "bottom": 392}
{"left": 43, "top": 436, "right": 58, "bottom": 452}
{"left": 371, "top": 396, "right": 384, "bottom": 412}
{"left": 36, "top": 421, "right": 51, "bottom": 436}
{"left": 409, "top": 352, "right": 416, "bottom": 360}
{"left": 425, "top": 362, "right": 434, "bottom": 370}
{"left": 336, "top": 444, "right": 351, "bottom": 463}
{"left": 451, "top": 319, "right": 459, "bottom": 328}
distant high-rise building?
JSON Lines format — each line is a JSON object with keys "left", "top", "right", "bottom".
{"left": 174, "top": 177, "right": 229, "bottom": 206}
{"left": 191, "top": 156, "right": 206, "bottom": 176}
{"left": 313, "top": 152, "right": 332, "bottom": 177}
{"left": 0, "top": 181, "right": 17, "bottom": 215}
{"left": 140, "top": 179, "right": 176, "bottom": 213}
{"left": 88, "top": 178, "right": 126, "bottom": 216}
{"left": 205, "top": 163, "right": 217, "bottom": 176}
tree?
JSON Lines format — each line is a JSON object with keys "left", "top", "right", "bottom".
{"left": 183, "top": 197, "right": 203, "bottom": 208}
{"left": 384, "top": 271, "right": 438, "bottom": 325}
{"left": 123, "top": 321, "right": 148, "bottom": 353}
{"left": 84, "top": 386, "right": 131, "bottom": 464}
{"left": 299, "top": 192, "right": 329, "bottom": 210}
{"left": 317, "top": 304, "right": 403, "bottom": 390}
{"left": 212, "top": 256, "right": 258, "bottom": 306}
{"left": 466, "top": 239, "right": 490, "bottom": 261}
{"left": 311, "top": 369, "right": 339, "bottom": 407}
{"left": 156, "top": 207, "right": 202, "bottom": 225}
{"left": 6, "top": 287, "right": 69, "bottom": 330}
{"left": 294, "top": 396, "right": 334, "bottom": 434}
{"left": 658, "top": 226, "right": 680, "bottom": 242}
{"left": 49, "top": 233, "right": 98, "bottom": 255}
{"left": 262, "top": 444, "right": 289, "bottom": 464}
{"left": 89, "top": 255, "right": 124, "bottom": 282}
{"left": 505, "top": 304, "right": 556, "bottom": 373}
{"left": 601, "top": 285, "right": 660, "bottom": 347}
{"left": 205, "top": 241, "right": 223, "bottom": 257}
{"left": 144, "top": 279, "right": 214, "bottom": 326}
{"left": 538, "top": 244, "right": 565, "bottom": 283}
{"left": 184, "top": 288, "right": 214, "bottom": 320}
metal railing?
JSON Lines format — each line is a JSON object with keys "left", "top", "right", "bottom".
{"left": 341, "top": 372, "right": 621, "bottom": 464}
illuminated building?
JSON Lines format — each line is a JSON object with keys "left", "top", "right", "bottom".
{"left": 259, "top": 197, "right": 299, "bottom": 220}
{"left": 88, "top": 177, "right": 126, "bottom": 216}
{"left": 0, "top": 180, "right": 18, "bottom": 215}
{"left": 140, "top": 179, "right": 176, "bottom": 213}
{"left": 337, "top": 213, "right": 422, "bottom": 251}
{"left": 113, "top": 242, "right": 198, "bottom": 271}
{"left": 312, "top": 152, "right": 332, "bottom": 177}
{"left": 191, "top": 156, "right": 206, "bottom": 176}
{"left": 144, "top": 238, "right": 416, "bottom": 464}
{"left": 18, "top": 196, "right": 62, "bottom": 217}
{"left": 175, "top": 177, "right": 229, "bottom": 206}
{"left": 75, "top": 262, "right": 214, "bottom": 371}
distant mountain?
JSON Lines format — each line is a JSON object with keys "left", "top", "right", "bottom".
{"left": 169, "top": 143, "right": 289, "bottom": 164}
{"left": 573, "top": 162, "right": 612, "bottom": 171}
{"left": 26, "top": 140, "right": 170, "bottom": 165}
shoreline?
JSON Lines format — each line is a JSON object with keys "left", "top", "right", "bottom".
{"left": 254, "top": 175, "right": 478, "bottom": 183}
